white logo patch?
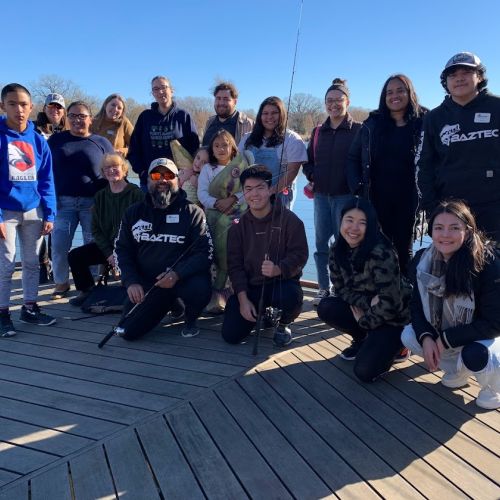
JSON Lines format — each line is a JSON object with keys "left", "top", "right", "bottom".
{"left": 474, "top": 113, "right": 491, "bottom": 123}
{"left": 166, "top": 214, "right": 179, "bottom": 223}
{"left": 132, "top": 219, "right": 153, "bottom": 242}
{"left": 440, "top": 124, "right": 461, "bottom": 146}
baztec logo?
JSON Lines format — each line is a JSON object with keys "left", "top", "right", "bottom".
{"left": 440, "top": 123, "right": 499, "bottom": 146}
{"left": 131, "top": 219, "right": 185, "bottom": 244}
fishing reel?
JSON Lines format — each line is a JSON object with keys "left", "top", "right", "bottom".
{"left": 265, "top": 306, "right": 282, "bottom": 327}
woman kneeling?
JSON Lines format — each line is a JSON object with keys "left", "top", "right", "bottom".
{"left": 402, "top": 200, "right": 500, "bottom": 410}
{"left": 317, "top": 198, "right": 411, "bottom": 382}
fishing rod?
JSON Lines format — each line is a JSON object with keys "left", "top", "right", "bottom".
{"left": 252, "top": 0, "right": 304, "bottom": 355}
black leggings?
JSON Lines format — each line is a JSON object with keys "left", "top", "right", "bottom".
{"left": 317, "top": 296, "right": 403, "bottom": 382}
{"left": 68, "top": 242, "right": 107, "bottom": 291}
{"left": 221, "top": 280, "right": 303, "bottom": 344}
{"left": 120, "top": 273, "right": 211, "bottom": 341}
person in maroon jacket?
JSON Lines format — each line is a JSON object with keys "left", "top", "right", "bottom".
{"left": 221, "top": 165, "right": 308, "bottom": 347}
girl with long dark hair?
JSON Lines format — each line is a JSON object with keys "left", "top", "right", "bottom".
{"left": 402, "top": 200, "right": 500, "bottom": 409}
{"left": 317, "top": 197, "right": 412, "bottom": 382}
{"left": 347, "top": 74, "right": 426, "bottom": 273}
{"left": 239, "top": 96, "right": 307, "bottom": 209}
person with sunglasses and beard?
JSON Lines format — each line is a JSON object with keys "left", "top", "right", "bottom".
{"left": 114, "top": 158, "right": 212, "bottom": 339}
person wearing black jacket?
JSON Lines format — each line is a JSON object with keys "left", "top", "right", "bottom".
{"left": 347, "top": 74, "right": 426, "bottom": 273}
{"left": 302, "top": 78, "right": 361, "bottom": 305}
{"left": 114, "top": 158, "right": 212, "bottom": 339}
{"left": 127, "top": 76, "right": 200, "bottom": 188}
{"left": 401, "top": 200, "right": 500, "bottom": 410}
{"left": 416, "top": 52, "right": 500, "bottom": 242}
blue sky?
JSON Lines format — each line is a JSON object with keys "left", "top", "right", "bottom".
{"left": 4, "top": 0, "right": 500, "bottom": 112}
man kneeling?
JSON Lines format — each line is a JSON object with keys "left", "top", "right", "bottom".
{"left": 222, "top": 166, "right": 308, "bottom": 347}
{"left": 114, "top": 158, "right": 212, "bottom": 340}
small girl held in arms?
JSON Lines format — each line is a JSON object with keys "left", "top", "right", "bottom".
{"left": 179, "top": 147, "right": 208, "bottom": 206}
{"left": 198, "top": 129, "right": 249, "bottom": 313}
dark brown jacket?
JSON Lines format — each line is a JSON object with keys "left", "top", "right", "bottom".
{"left": 227, "top": 201, "right": 308, "bottom": 293}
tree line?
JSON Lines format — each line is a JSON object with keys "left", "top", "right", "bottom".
{"left": 4, "top": 74, "right": 370, "bottom": 139}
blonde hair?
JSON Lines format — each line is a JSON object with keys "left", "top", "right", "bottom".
{"left": 100, "top": 153, "right": 128, "bottom": 177}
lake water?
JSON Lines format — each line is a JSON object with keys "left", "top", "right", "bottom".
{"left": 22, "top": 172, "right": 429, "bottom": 283}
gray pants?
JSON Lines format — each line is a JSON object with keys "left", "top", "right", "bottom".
{"left": 0, "top": 208, "right": 43, "bottom": 308}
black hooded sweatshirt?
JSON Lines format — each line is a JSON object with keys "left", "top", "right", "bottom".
{"left": 416, "top": 90, "right": 500, "bottom": 212}
{"left": 114, "top": 189, "right": 212, "bottom": 289}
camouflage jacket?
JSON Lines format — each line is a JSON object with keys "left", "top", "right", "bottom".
{"left": 329, "top": 242, "right": 412, "bottom": 330}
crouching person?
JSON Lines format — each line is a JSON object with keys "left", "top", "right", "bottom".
{"left": 114, "top": 158, "right": 212, "bottom": 340}
{"left": 68, "top": 153, "right": 144, "bottom": 306}
{"left": 402, "top": 200, "right": 500, "bottom": 410}
{"left": 221, "top": 165, "right": 308, "bottom": 347}
{"left": 317, "top": 197, "right": 412, "bottom": 382}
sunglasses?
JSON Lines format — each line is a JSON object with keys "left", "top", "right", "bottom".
{"left": 150, "top": 171, "right": 176, "bottom": 181}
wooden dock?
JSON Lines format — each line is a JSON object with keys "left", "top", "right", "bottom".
{"left": 0, "top": 276, "right": 498, "bottom": 499}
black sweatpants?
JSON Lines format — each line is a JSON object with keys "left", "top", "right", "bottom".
{"left": 120, "top": 273, "right": 211, "bottom": 341}
{"left": 68, "top": 242, "right": 107, "bottom": 291}
{"left": 317, "top": 296, "right": 403, "bottom": 382}
{"left": 221, "top": 280, "right": 303, "bottom": 344}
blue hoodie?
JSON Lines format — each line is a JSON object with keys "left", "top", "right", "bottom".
{"left": 0, "top": 116, "right": 56, "bottom": 223}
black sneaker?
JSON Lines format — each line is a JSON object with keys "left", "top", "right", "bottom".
{"left": 0, "top": 311, "right": 16, "bottom": 337}
{"left": 340, "top": 338, "right": 365, "bottom": 361}
{"left": 69, "top": 289, "right": 93, "bottom": 307}
{"left": 273, "top": 324, "right": 292, "bottom": 347}
{"left": 19, "top": 304, "right": 56, "bottom": 326}
{"left": 181, "top": 322, "right": 200, "bottom": 338}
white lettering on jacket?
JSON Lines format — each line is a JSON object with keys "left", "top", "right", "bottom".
{"left": 440, "top": 123, "right": 499, "bottom": 146}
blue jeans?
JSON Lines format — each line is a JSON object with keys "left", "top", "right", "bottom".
{"left": 52, "top": 196, "right": 94, "bottom": 284}
{"left": 313, "top": 193, "right": 352, "bottom": 290}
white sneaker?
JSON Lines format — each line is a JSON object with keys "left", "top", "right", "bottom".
{"left": 476, "top": 387, "right": 500, "bottom": 410}
{"left": 313, "top": 289, "right": 330, "bottom": 307}
{"left": 441, "top": 371, "right": 470, "bottom": 388}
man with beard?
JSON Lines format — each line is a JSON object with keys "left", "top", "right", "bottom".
{"left": 114, "top": 158, "right": 212, "bottom": 339}
{"left": 202, "top": 82, "right": 254, "bottom": 146}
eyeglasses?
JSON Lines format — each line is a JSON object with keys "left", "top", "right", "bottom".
{"left": 68, "top": 113, "right": 90, "bottom": 120}
{"left": 325, "top": 98, "right": 346, "bottom": 105}
{"left": 150, "top": 171, "right": 176, "bottom": 181}
{"left": 103, "top": 165, "right": 122, "bottom": 171}
{"left": 152, "top": 85, "right": 170, "bottom": 94}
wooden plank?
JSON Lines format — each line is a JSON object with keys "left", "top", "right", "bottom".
{"left": 214, "top": 381, "right": 333, "bottom": 498}
{"left": 104, "top": 429, "right": 160, "bottom": 499}
{"left": 0, "top": 380, "right": 148, "bottom": 424}
{"left": 191, "top": 391, "right": 293, "bottom": 499}
{"left": 16, "top": 320, "right": 253, "bottom": 368}
{"left": 0, "top": 417, "right": 92, "bottom": 456}
{"left": 0, "top": 363, "right": 177, "bottom": 411}
{"left": 6, "top": 334, "right": 225, "bottom": 387}
{"left": 0, "top": 349, "right": 196, "bottom": 400}
{"left": 0, "top": 471, "right": 20, "bottom": 489}
{"left": 241, "top": 364, "right": 413, "bottom": 499}
{"left": 165, "top": 403, "right": 248, "bottom": 499}
{"left": 136, "top": 416, "right": 205, "bottom": 500}
{"left": 15, "top": 324, "right": 244, "bottom": 377}
{"left": 321, "top": 336, "right": 500, "bottom": 452}
{"left": 71, "top": 445, "right": 117, "bottom": 500}
{"left": 0, "top": 480, "right": 28, "bottom": 500}
{"left": 0, "top": 396, "right": 123, "bottom": 440}
{"left": 0, "top": 441, "right": 57, "bottom": 475}
{"left": 31, "top": 463, "right": 72, "bottom": 500}
{"left": 300, "top": 342, "right": 500, "bottom": 499}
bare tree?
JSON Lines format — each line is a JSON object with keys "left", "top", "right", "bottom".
{"left": 177, "top": 96, "right": 213, "bottom": 138}
{"left": 124, "top": 97, "right": 148, "bottom": 125}
{"left": 241, "top": 108, "right": 256, "bottom": 120}
{"left": 349, "top": 106, "right": 370, "bottom": 123}
{"left": 285, "top": 93, "right": 324, "bottom": 137}
{"left": 29, "top": 74, "right": 100, "bottom": 113}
